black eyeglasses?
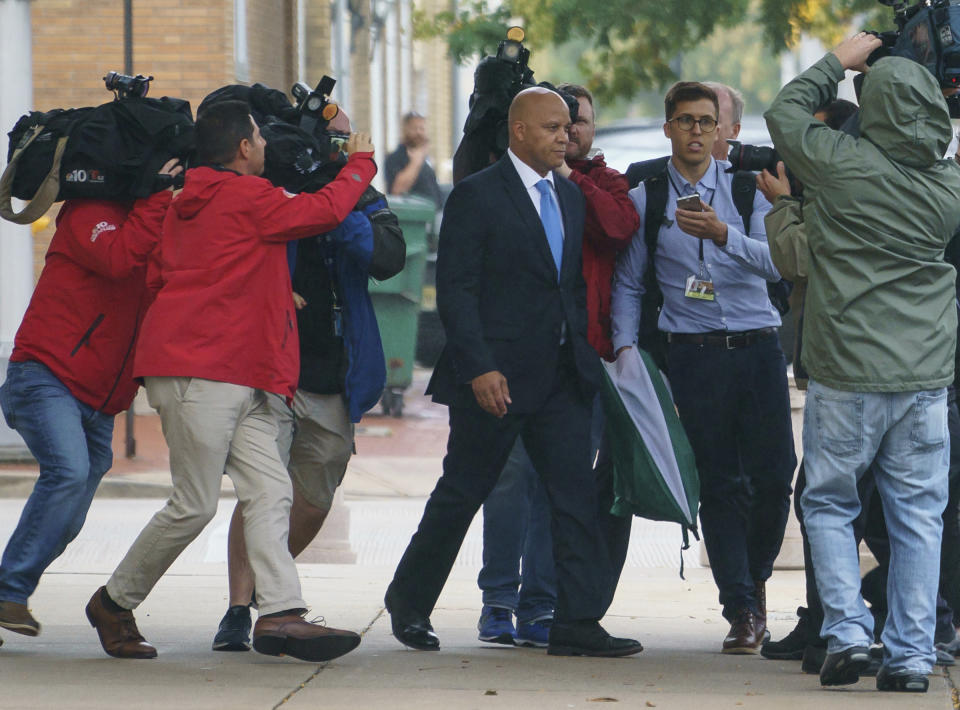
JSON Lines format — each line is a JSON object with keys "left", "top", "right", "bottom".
{"left": 668, "top": 115, "right": 718, "bottom": 133}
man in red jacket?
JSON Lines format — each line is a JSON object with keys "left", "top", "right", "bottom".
{"left": 475, "top": 83, "right": 639, "bottom": 648}
{"left": 86, "top": 100, "right": 377, "bottom": 664}
{"left": 0, "top": 158, "right": 182, "bottom": 645}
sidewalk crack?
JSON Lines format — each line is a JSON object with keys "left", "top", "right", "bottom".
{"left": 944, "top": 663, "right": 959, "bottom": 710}
{"left": 270, "top": 608, "right": 385, "bottom": 709}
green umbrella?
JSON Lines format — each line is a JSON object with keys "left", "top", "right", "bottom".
{"left": 600, "top": 347, "right": 700, "bottom": 548}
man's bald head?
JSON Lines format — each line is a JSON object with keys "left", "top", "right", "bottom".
{"left": 508, "top": 87, "right": 568, "bottom": 124}
{"left": 508, "top": 88, "right": 572, "bottom": 176}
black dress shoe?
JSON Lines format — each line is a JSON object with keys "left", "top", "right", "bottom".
{"left": 820, "top": 645, "right": 871, "bottom": 686}
{"left": 384, "top": 587, "right": 439, "bottom": 651}
{"left": 876, "top": 666, "right": 929, "bottom": 692}
{"left": 547, "top": 620, "right": 642, "bottom": 658}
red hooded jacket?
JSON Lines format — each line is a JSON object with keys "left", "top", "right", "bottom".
{"left": 567, "top": 155, "right": 639, "bottom": 360}
{"left": 133, "top": 154, "right": 376, "bottom": 399}
{"left": 10, "top": 192, "right": 171, "bottom": 414}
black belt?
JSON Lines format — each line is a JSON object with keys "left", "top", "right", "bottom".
{"left": 667, "top": 327, "right": 777, "bottom": 350}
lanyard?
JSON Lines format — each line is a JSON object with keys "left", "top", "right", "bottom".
{"left": 667, "top": 161, "right": 719, "bottom": 267}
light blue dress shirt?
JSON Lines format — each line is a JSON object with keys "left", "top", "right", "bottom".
{"left": 610, "top": 157, "right": 781, "bottom": 351}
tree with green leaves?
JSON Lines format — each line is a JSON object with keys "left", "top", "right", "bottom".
{"left": 415, "top": 0, "right": 891, "bottom": 102}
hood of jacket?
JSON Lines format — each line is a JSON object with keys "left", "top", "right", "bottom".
{"left": 173, "top": 166, "right": 242, "bottom": 219}
{"left": 859, "top": 56, "right": 952, "bottom": 169}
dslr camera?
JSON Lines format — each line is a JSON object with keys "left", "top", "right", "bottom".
{"left": 726, "top": 140, "right": 781, "bottom": 176}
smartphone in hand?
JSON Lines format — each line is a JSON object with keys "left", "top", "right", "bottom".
{"left": 676, "top": 193, "right": 703, "bottom": 212}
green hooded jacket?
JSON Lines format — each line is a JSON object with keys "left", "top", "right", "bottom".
{"left": 764, "top": 54, "right": 960, "bottom": 392}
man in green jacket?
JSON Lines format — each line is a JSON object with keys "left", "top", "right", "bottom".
{"left": 765, "top": 33, "right": 960, "bottom": 692}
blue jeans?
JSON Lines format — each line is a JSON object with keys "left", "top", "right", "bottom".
{"left": 801, "top": 379, "right": 947, "bottom": 675}
{"left": 478, "top": 436, "right": 556, "bottom": 623}
{"left": 0, "top": 360, "right": 115, "bottom": 604}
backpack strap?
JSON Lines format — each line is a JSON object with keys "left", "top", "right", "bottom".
{"left": 0, "top": 125, "right": 66, "bottom": 225}
{"left": 626, "top": 155, "right": 670, "bottom": 189}
{"left": 730, "top": 170, "right": 756, "bottom": 232}
{"left": 635, "top": 162, "right": 670, "bottom": 371}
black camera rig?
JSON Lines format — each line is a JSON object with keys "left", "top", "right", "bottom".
{"left": 103, "top": 71, "right": 153, "bottom": 100}
{"left": 869, "top": 0, "right": 960, "bottom": 89}
{"left": 291, "top": 75, "right": 340, "bottom": 137}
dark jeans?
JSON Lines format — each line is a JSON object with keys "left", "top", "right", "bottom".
{"left": 940, "top": 389, "right": 960, "bottom": 627}
{"left": 477, "top": 395, "right": 632, "bottom": 621}
{"left": 668, "top": 336, "right": 796, "bottom": 619}
{"left": 478, "top": 436, "right": 556, "bottom": 623}
{"left": 389, "top": 350, "right": 609, "bottom": 623}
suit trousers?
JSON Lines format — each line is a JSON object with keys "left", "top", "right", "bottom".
{"left": 389, "top": 350, "right": 608, "bottom": 623}
{"left": 106, "top": 377, "right": 306, "bottom": 615}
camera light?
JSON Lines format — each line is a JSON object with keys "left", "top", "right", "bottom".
{"left": 506, "top": 26, "right": 525, "bottom": 42}
{"left": 322, "top": 103, "right": 340, "bottom": 121}
{"left": 501, "top": 41, "right": 521, "bottom": 61}
{"left": 306, "top": 96, "right": 324, "bottom": 112}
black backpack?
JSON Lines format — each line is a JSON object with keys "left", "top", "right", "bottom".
{"left": 625, "top": 157, "right": 792, "bottom": 371}
{"left": 1, "top": 96, "right": 194, "bottom": 225}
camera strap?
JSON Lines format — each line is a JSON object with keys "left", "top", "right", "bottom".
{"left": 0, "top": 125, "right": 67, "bottom": 225}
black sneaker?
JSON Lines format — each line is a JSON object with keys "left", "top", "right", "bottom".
{"left": 820, "top": 645, "right": 871, "bottom": 686}
{"left": 761, "top": 607, "right": 809, "bottom": 660}
{"left": 876, "top": 666, "right": 929, "bottom": 693}
{"left": 212, "top": 605, "right": 252, "bottom": 652}
{"left": 801, "top": 644, "right": 826, "bottom": 674}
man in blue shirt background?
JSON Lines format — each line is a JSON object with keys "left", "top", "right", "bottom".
{"left": 611, "top": 81, "right": 796, "bottom": 655}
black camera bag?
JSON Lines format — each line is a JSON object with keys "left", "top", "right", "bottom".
{"left": 1, "top": 96, "right": 194, "bottom": 225}
{"left": 198, "top": 83, "right": 297, "bottom": 125}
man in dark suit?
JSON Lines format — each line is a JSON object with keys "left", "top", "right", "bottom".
{"left": 384, "top": 87, "right": 642, "bottom": 658}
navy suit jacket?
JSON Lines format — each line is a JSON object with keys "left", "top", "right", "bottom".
{"left": 426, "top": 154, "right": 602, "bottom": 412}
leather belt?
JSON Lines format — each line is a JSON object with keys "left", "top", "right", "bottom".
{"left": 667, "top": 327, "right": 777, "bottom": 350}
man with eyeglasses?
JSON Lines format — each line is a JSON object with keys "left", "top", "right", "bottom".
{"left": 611, "top": 81, "right": 795, "bottom": 654}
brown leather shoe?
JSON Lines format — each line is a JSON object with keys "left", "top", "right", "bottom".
{"left": 0, "top": 600, "right": 41, "bottom": 636}
{"left": 722, "top": 609, "right": 766, "bottom": 654}
{"left": 253, "top": 612, "right": 360, "bottom": 662}
{"left": 754, "top": 580, "right": 767, "bottom": 620}
{"left": 85, "top": 587, "right": 157, "bottom": 659}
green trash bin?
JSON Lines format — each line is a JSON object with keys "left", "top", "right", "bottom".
{"left": 370, "top": 194, "right": 434, "bottom": 416}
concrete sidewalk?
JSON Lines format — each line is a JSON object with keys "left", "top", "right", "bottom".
{"left": 0, "top": 562, "right": 954, "bottom": 710}
{"left": 0, "top": 369, "right": 955, "bottom": 708}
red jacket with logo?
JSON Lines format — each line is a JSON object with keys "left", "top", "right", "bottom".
{"left": 10, "top": 193, "right": 171, "bottom": 414}
{"left": 133, "top": 154, "right": 377, "bottom": 399}
{"left": 567, "top": 155, "right": 639, "bottom": 360}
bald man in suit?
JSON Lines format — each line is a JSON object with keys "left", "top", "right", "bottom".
{"left": 384, "top": 88, "right": 642, "bottom": 658}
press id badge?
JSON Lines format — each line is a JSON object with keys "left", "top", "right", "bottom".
{"left": 685, "top": 273, "right": 715, "bottom": 301}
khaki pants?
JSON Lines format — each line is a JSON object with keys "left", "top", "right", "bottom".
{"left": 107, "top": 377, "right": 305, "bottom": 615}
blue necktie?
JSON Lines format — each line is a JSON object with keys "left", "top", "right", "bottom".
{"left": 535, "top": 179, "right": 563, "bottom": 280}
